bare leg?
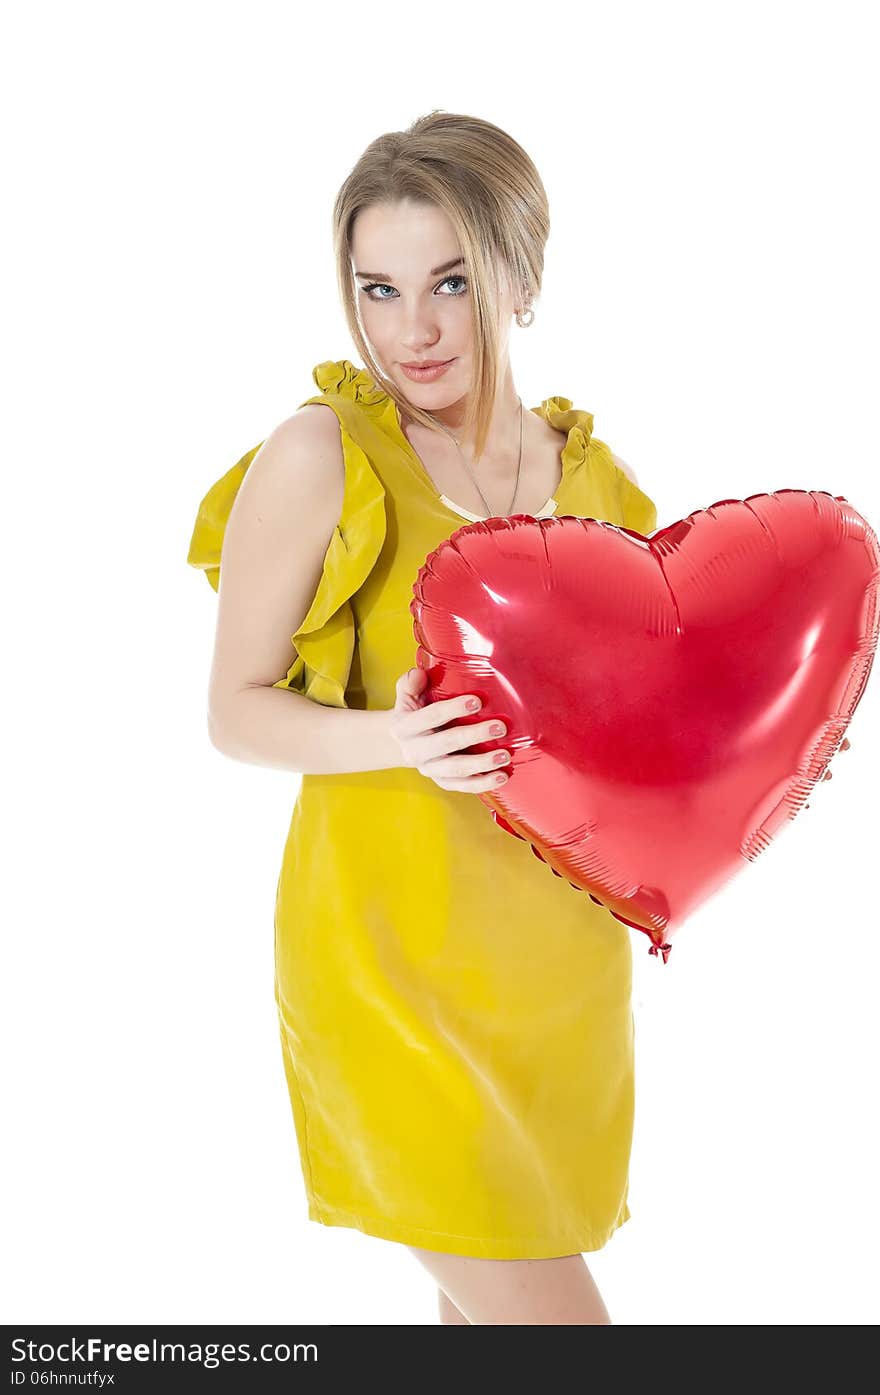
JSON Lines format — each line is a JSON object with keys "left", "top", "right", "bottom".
{"left": 437, "top": 1287, "right": 471, "bottom": 1325}
{"left": 409, "top": 1248, "right": 612, "bottom": 1325}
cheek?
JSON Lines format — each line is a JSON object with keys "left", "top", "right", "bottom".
{"left": 361, "top": 302, "right": 395, "bottom": 330}
{"left": 358, "top": 303, "right": 392, "bottom": 347}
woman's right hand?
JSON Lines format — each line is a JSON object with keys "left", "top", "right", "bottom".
{"left": 387, "top": 666, "right": 512, "bottom": 793}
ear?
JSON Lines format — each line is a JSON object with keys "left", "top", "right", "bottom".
{"left": 610, "top": 450, "right": 640, "bottom": 487}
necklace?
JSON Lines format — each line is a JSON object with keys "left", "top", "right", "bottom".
{"left": 446, "top": 397, "right": 524, "bottom": 519}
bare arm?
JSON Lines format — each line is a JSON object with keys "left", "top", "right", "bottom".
{"left": 205, "top": 404, "right": 402, "bottom": 775}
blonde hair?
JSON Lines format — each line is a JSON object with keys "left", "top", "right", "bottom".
{"left": 330, "top": 110, "right": 551, "bottom": 463}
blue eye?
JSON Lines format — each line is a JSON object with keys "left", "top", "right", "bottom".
{"left": 361, "top": 275, "right": 469, "bottom": 302}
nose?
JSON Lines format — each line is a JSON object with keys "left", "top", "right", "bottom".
{"left": 400, "top": 315, "right": 445, "bottom": 353}
{"left": 402, "top": 336, "right": 445, "bottom": 357}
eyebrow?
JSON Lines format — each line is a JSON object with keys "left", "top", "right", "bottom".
{"left": 353, "top": 256, "right": 465, "bottom": 282}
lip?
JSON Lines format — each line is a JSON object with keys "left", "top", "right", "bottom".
{"left": 400, "top": 357, "right": 456, "bottom": 381}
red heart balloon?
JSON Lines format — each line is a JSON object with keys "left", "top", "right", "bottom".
{"left": 410, "top": 492, "right": 879, "bottom": 961}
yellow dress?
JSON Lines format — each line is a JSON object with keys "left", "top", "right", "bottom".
{"left": 187, "top": 358, "right": 659, "bottom": 1259}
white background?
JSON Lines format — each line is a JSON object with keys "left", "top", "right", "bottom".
{"left": 4, "top": 0, "right": 878, "bottom": 1326}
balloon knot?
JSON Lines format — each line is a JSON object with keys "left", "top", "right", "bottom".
{"left": 648, "top": 940, "right": 673, "bottom": 964}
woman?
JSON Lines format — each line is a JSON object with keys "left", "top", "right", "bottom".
{"left": 187, "top": 110, "right": 661, "bottom": 1325}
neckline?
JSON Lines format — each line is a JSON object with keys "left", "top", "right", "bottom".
{"left": 386, "top": 399, "right": 585, "bottom": 523}
{"left": 437, "top": 491, "right": 559, "bottom": 523}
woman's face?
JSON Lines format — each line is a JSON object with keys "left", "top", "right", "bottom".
{"left": 350, "top": 198, "right": 516, "bottom": 408}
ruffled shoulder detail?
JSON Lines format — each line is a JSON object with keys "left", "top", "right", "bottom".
{"left": 532, "top": 395, "right": 595, "bottom": 444}
{"left": 186, "top": 371, "right": 387, "bottom": 708}
{"left": 186, "top": 441, "right": 265, "bottom": 593}
{"left": 533, "top": 394, "right": 657, "bottom": 535}
{"left": 310, "top": 357, "right": 389, "bottom": 413}
{"left": 531, "top": 395, "right": 595, "bottom": 491}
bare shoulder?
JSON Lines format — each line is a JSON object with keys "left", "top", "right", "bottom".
{"left": 205, "top": 402, "right": 347, "bottom": 723}
{"left": 238, "top": 401, "right": 345, "bottom": 525}
{"left": 609, "top": 449, "right": 640, "bottom": 487}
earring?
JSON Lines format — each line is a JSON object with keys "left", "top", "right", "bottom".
{"left": 515, "top": 306, "right": 535, "bottom": 328}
